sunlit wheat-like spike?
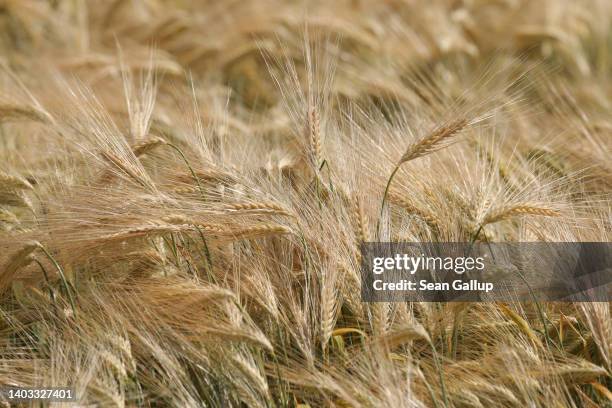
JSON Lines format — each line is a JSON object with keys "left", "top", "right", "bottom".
{"left": 131, "top": 136, "right": 167, "bottom": 157}
{"left": 305, "top": 105, "right": 322, "bottom": 168}
{"left": 400, "top": 118, "right": 469, "bottom": 163}
{"left": 387, "top": 191, "right": 441, "bottom": 230}
{"left": 0, "top": 241, "right": 39, "bottom": 295}
{"left": 0, "top": 190, "right": 32, "bottom": 209}
{"left": 483, "top": 203, "right": 561, "bottom": 226}
{"left": 174, "top": 168, "right": 237, "bottom": 184}
{"left": 465, "top": 382, "right": 520, "bottom": 406}
{"left": 578, "top": 303, "right": 611, "bottom": 371}
{"left": 378, "top": 118, "right": 469, "bottom": 236}
{"left": 172, "top": 185, "right": 200, "bottom": 195}
{"left": 0, "top": 171, "right": 33, "bottom": 191}
{"left": 232, "top": 354, "right": 269, "bottom": 395}
{"left": 352, "top": 198, "right": 369, "bottom": 244}
{"left": 0, "top": 208, "right": 19, "bottom": 225}
{"left": 99, "top": 150, "right": 147, "bottom": 186}
{"left": 231, "top": 224, "right": 292, "bottom": 239}
{"left": 552, "top": 361, "right": 609, "bottom": 385}
{"left": 498, "top": 304, "right": 543, "bottom": 348}
{"left": 99, "top": 349, "right": 128, "bottom": 379}
{"left": 320, "top": 268, "right": 339, "bottom": 352}
{"left": 98, "top": 224, "right": 194, "bottom": 243}
{"left": 161, "top": 215, "right": 291, "bottom": 239}
{"left": 377, "top": 322, "right": 430, "bottom": 349}
{"left": 370, "top": 303, "right": 390, "bottom": 336}
{"left": 161, "top": 215, "right": 224, "bottom": 230}
{"left": 0, "top": 103, "right": 52, "bottom": 123}
{"left": 228, "top": 202, "right": 292, "bottom": 216}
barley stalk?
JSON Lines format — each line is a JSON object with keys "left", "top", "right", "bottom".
{"left": 100, "top": 150, "right": 147, "bottom": 187}
{"left": 131, "top": 136, "right": 167, "bottom": 157}
{"left": 321, "top": 269, "right": 339, "bottom": 353}
{"left": 172, "top": 185, "right": 200, "bottom": 195}
{"left": 378, "top": 118, "right": 469, "bottom": 236}
{"left": 231, "top": 224, "right": 292, "bottom": 239}
{"left": 0, "top": 103, "right": 51, "bottom": 123}
{"left": 499, "top": 304, "right": 543, "bottom": 348}
{"left": 228, "top": 202, "right": 292, "bottom": 216}
{"left": 352, "top": 198, "right": 369, "bottom": 244}
{"left": 0, "top": 171, "right": 33, "bottom": 190}
{"left": 0, "top": 208, "right": 19, "bottom": 226}
{"left": 387, "top": 190, "right": 440, "bottom": 230}
{"left": 400, "top": 118, "right": 469, "bottom": 163}
{"left": 306, "top": 105, "right": 322, "bottom": 168}
{"left": 0, "top": 241, "right": 38, "bottom": 295}
{"left": 233, "top": 354, "right": 269, "bottom": 395}
{"left": 483, "top": 203, "right": 561, "bottom": 226}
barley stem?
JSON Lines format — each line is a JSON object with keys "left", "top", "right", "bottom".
{"left": 165, "top": 143, "right": 206, "bottom": 200}
{"left": 36, "top": 244, "right": 77, "bottom": 318}
{"left": 377, "top": 163, "right": 401, "bottom": 239}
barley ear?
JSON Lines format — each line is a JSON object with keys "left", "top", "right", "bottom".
{"left": 483, "top": 203, "right": 561, "bottom": 226}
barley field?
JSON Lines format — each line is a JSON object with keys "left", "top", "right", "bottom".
{"left": 0, "top": 1, "right": 610, "bottom": 407}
